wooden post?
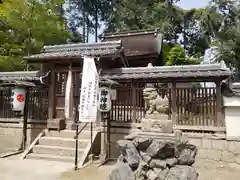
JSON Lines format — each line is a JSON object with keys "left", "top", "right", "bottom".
{"left": 48, "top": 65, "right": 55, "bottom": 120}
{"left": 171, "top": 82, "right": 177, "bottom": 126}
{"left": 20, "top": 87, "right": 29, "bottom": 150}
{"left": 132, "top": 83, "right": 137, "bottom": 123}
{"left": 215, "top": 80, "right": 222, "bottom": 127}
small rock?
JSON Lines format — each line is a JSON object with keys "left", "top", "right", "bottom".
{"left": 146, "top": 169, "right": 159, "bottom": 180}
{"left": 166, "top": 158, "right": 178, "bottom": 168}
{"left": 145, "top": 140, "right": 161, "bottom": 158}
{"left": 140, "top": 151, "right": 152, "bottom": 163}
{"left": 149, "top": 159, "right": 167, "bottom": 169}
{"left": 157, "top": 168, "right": 170, "bottom": 180}
{"left": 164, "top": 165, "right": 198, "bottom": 180}
{"left": 176, "top": 143, "right": 197, "bottom": 166}
{"left": 117, "top": 140, "right": 140, "bottom": 169}
{"left": 134, "top": 160, "right": 149, "bottom": 179}
{"left": 133, "top": 137, "right": 153, "bottom": 151}
{"left": 153, "top": 168, "right": 163, "bottom": 175}
{"left": 107, "top": 162, "right": 134, "bottom": 180}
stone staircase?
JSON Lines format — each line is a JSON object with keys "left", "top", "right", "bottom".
{"left": 25, "top": 128, "right": 100, "bottom": 164}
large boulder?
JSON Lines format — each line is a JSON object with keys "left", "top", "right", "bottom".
{"left": 117, "top": 140, "right": 140, "bottom": 169}
{"left": 133, "top": 137, "right": 153, "bottom": 151}
{"left": 108, "top": 162, "right": 134, "bottom": 180}
{"left": 145, "top": 140, "right": 161, "bottom": 158}
{"left": 158, "top": 142, "right": 175, "bottom": 159}
{"left": 175, "top": 144, "right": 197, "bottom": 166}
{"left": 164, "top": 165, "right": 198, "bottom": 180}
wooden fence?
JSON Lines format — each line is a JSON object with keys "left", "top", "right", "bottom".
{"left": 0, "top": 87, "right": 48, "bottom": 121}
{"left": 110, "top": 85, "right": 224, "bottom": 128}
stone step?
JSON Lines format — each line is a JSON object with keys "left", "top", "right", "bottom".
{"left": 46, "top": 130, "right": 93, "bottom": 139}
{"left": 26, "top": 153, "right": 75, "bottom": 163}
{"left": 32, "top": 145, "right": 84, "bottom": 157}
{"left": 39, "top": 136, "right": 89, "bottom": 148}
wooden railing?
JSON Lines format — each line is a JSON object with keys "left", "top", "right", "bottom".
{"left": 110, "top": 85, "right": 224, "bottom": 129}
{"left": 0, "top": 87, "right": 48, "bottom": 121}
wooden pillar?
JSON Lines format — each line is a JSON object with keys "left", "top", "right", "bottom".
{"left": 171, "top": 82, "right": 177, "bottom": 126}
{"left": 215, "top": 80, "right": 222, "bottom": 127}
{"left": 48, "top": 65, "right": 56, "bottom": 120}
{"left": 132, "top": 83, "right": 137, "bottom": 123}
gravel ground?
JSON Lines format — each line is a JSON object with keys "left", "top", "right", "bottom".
{"left": 194, "top": 159, "right": 240, "bottom": 180}
{"left": 0, "top": 156, "right": 239, "bottom": 180}
{"left": 59, "top": 159, "right": 240, "bottom": 180}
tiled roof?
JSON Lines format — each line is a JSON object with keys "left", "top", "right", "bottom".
{"left": 25, "top": 40, "right": 122, "bottom": 60}
{"left": 0, "top": 71, "right": 42, "bottom": 81}
{"left": 101, "top": 63, "right": 232, "bottom": 80}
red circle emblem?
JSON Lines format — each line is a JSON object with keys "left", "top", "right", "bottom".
{"left": 16, "top": 94, "right": 25, "bottom": 102}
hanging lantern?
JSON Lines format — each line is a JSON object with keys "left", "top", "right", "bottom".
{"left": 11, "top": 87, "right": 26, "bottom": 111}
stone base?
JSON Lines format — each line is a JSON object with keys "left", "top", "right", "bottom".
{"left": 141, "top": 116, "right": 173, "bottom": 133}
{"left": 47, "top": 118, "right": 66, "bottom": 131}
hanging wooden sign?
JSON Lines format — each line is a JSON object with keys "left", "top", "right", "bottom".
{"left": 98, "top": 87, "right": 112, "bottom": 112}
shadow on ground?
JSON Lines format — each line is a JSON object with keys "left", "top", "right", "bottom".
{"left": 60, "top": 159, "right": 240, "bottom": 180}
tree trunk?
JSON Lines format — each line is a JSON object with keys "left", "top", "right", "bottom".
{"left": 95, "top": 1, "right": 98, "bottom": 43}
{"left": 82, "top": 12, "right": 86, "bottom": 43}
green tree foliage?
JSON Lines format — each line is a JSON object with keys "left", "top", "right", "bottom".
{"left": 104, "top": 0, "right": 184, "bottom": 43}
{"left": 165, "top": 45, "right": 198, "bottom": 66}
{"left": 0, "top": 0, "right": 69, "bottom": 71}
{"left": 66, "top": 0, "right": 112, "bottom": 42}
{"left": 182, "top": 8, "right": 210, "bottom": 57}
{"left": 200, "top": 0, "right": 240, "bottom": 70}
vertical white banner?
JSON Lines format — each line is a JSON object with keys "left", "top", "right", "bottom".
{"left": 78, "top": 56, "right": 99, "bottom": 122}
{"left": 65, "top": 68, "right": 73, "bottom": 119}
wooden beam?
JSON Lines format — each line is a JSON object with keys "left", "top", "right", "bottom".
{"left": 215, "top": 80, "right": 223, "bottom": 128}
{"left": 48, "top": 64, "right": 56, "bottom": 120}
{"left": 132, "top": 83, "right": 137, "bottom": 122}
{"left": 171, "top": 82, "right": 177, "bottom": 125}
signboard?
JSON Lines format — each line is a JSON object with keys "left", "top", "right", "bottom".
{"left": 11, "top": 88, "right": 26, "bottom": 111}
{"left": 78, "top": 56, "right": 99, "bottom": 122}
{"left": 98, "top": 87, "right": 112, "bottom": 112}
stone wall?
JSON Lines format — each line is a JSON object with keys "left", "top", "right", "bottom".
{"left": 101, "top": 126, "right": 240, "bottom": 165}
{"left": 0, "top": 122, "right": 46, "bottom": 154}
{"left": 188, "top": 136, "right": 240, "bottom": 164}
{"left": 100, "top": 126, "right": 136, "bottom": 159}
